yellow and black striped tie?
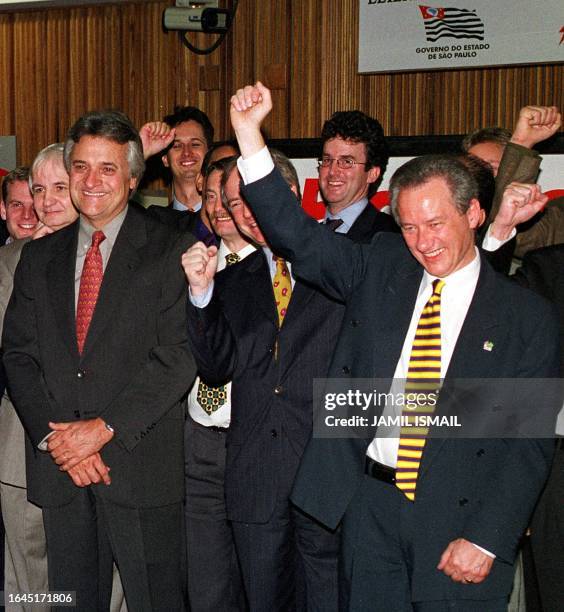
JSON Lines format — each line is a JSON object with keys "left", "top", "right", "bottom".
{"left": 395, "top": 279, "right": 445, "bottom": 501}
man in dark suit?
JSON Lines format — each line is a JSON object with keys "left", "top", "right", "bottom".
{"left": 317, "top": 109, "right": 398, "bottom": 239}
{"left": 514, "top": 244, "right": 564, "bottom": 612}
{"left": 2, "top": 111, "right": 196, "bottom": 611}
{"left": 228, "top": 83, "right": 560, "bottom": 611}
{"left": 183, "top": 156, "right": 252, "bottom": 612}
{"left": 183, "top": 151, "right": 340, "bottom": 610}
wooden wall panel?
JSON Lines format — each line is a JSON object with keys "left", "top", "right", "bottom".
{"left": 0, "top": 0, "right": 561, "bottom": 168}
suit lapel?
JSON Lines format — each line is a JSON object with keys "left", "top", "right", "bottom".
{"left": 276, "top": 279, "right": 319, "bottom": 375}
{"left": 240, "top": 251, "right": 278, "bottom": 327}
{"left": 346, "top": 204, "right": 374, "bottom": 242}
{"left": 47, "top": 222, "right": 80, "bottom": 360}
{"left": 372, "top": 258, "right": 423, "bottom": 379}
{"left": 80, "top": 206, "right": 146, "bottom": 356}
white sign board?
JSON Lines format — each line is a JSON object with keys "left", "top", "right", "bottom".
{"left": 293, "top": 154, "right": 564, "bottom": 219}
{"left": 0, "top": 136, "right": 16, "bottom": 176}
{"left": 359, "top": 0, "right": 564, "bottom": 73}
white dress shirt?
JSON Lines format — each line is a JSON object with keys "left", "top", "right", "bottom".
{"left": 366, "top": 252, "right": 481, "bottom": 466}
{"left": 187, "top": 242, "right": 256, "bottom": 428}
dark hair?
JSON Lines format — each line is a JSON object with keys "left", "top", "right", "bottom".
{"left": 389, "top": 155, "right": 478, "bottom": 223}
{"left": 457, "top": 153, "right": 495, "bottom": 217}
{"left": 462, "top": 127, "right": 511, "bottom": 152}
{"left": 2, "top": 166, "right": 30, "bottom": 203}
{"left": 270, "top": 149, "right": 301, "bottom": 201}
{"left": 204, "top": 156, "right": 236, "bottom": 181}
{"left": 219, "top": 158, "right": 240, "bottom": 207}
{"left": 163, "top": 106, "right": 214, "bottom": 149}
{"left": 220, "top": 150, "right": 301, "bottom": 208}
{"left": 63, "top": 110, "right": 145, "bottom": 181}
{"left": 200, "top": 142, "right": 239, "bottom": 177}
{"left": 321, "top": 110, "right": 388, "bottom": 192}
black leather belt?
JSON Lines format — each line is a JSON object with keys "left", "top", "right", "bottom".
{"left": 193, "top": 420, "right": 228, "bottom": 434}
{"left": 365, "top": 456, "right": 396, "bottom": 484}
{"left": 206, "top": 425, "right": 228, "bottom": 433}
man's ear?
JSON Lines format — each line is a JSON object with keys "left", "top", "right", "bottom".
{"left": 129, "top": 177, "right": 138, "bottom": 192}
{"left": 161, "top": 154, "right": 170, "bottom": 169}
{"left": 0, "top": 201, "right": 7, "bottom": 222}
{"left": 196, "top": 172, "right": 204, "bottom": 195}
{"left": 366, "top": 166, "right": 381, "bottom": 185}
{"left": 466, "top": 198, "right": 482, "bottom": 229}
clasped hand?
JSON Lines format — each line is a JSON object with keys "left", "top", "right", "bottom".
{"left": 47, "top": 417, "right": 114, "bottom": 487}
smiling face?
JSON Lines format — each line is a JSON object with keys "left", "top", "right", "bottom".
{"left": 162, "top": 120, "right": 208, "bottom": 182}
{"left": 31, "top": 156, "right": 78, "bottom": 230}
{"left": 0, "top": 179, "right": 38, "bottom": 240}
{"left": 224, "top": 168, "right": 266, "bottom": 247}
{"left": 69, "top": 135, "right": 137, "bottom": 229}
{"left": 203, "top": 168, "right": 238, "bottom": 240}
{"left": 397, "top": 177, "right": 480, "bottom": 278}
{"left": 318, "top": 137, "right": 380, "bottom": 214}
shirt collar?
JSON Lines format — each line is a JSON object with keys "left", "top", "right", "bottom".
{"left": 217, "top": 241, "right": 256, "bottom": 261}
{"left": 324, "top": 198, "right": 368, "bottom": 232}
{"left": 78, "top": 206, "right": 128, "bottom": 252}
{"left": 419, "top": 246, "right": 481, "bottom": 297}
{"left": 172, "top": 195, "right": 201, "bottom": 213}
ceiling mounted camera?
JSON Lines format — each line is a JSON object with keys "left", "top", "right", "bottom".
{"left": 163, "top": 1, "right": 230, "bottom": 33}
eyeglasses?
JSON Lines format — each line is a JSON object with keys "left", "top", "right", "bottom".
{"left": 317, "top": 157, "right": 367, "bottom": 170}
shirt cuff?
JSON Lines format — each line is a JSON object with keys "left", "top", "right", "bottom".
{"left": 189, "top": 282, "right": 214, "bottom": 308}
{"left": 38, "top": 430, "right": 55, "bottom": 451}
{"left": 472, "top": 543, "right": 496, "bottom": 559}
{"left": 481, "top": 225, "right": 516, "bottom": 251}
{"left": 237, "top": 147, "right": 274, "bottom": 185}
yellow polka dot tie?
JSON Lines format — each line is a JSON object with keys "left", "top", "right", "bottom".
{"left": 395, "top": 279, "right": 445, "bottom": 501}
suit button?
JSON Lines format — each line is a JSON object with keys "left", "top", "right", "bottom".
{"left": 271, "top": 429, "right": 278, "bottom": 438}
{"left": 342, "top": 366, "right": 351, "bottom": 374}
{"left": 74, "top": 410, "right": 80, "bottom": 418}
{"left": 77, "top": 369, "right": 86, "bottom": 379}
{"left": 351, "top": 319, "right": 360, "bottom": 327}
{"left": 476, "top": 449, "right": 485, "bottom": 457}
{"left": 274, "top": 386, "right": 283, "bottom": 395}
{"left": 458, "top": 497, "right": 469, "bottom": 506}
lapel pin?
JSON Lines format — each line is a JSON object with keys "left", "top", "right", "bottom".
{"left": 483, "top": 340, "right": 494, "bottom": 352}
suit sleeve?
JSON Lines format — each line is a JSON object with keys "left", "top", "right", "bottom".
{"left": 99, "top": 232, "right": 198, "bottom": 452}
{"left": 461, "top": 300, "right": 560, "bottom": 563}
{"left": 242, "top": 167, "right": 376, "bottom": 303}
{"left": 487, "top": 142, "right": 541, "bottom": 224}
{"left": 185, "top": 287, "right": 238, "bottom": 386}
{"left": 2, "top": 247, "right": 59, "bottom": 446}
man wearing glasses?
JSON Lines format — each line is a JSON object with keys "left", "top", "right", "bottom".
{"left": 317, "top": 111, "right": 398, "bottom": 241}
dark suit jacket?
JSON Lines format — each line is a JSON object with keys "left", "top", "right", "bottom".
{"left": 145, "top": 203, "right": 199, "bottom": 234}
{"left": 514, "top": 244, "right": 564, "bottom": 371}
{"left": 241, "top": 168, "right": 560, "bottom": 601}
{"left": 186, "top": 249, "right": 345, "bottom": 523}
{"left": 480, "top": 142, "right": 541, "bottom": 274}
{"left": 345, "top": 202, "right": 398, "bottom": 242}
{"left": 2, "top": 205, "right": 197, "bottom": 509}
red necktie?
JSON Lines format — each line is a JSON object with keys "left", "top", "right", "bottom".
{"left": 76, "top": 231, "right": 106, "bottom": 354}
